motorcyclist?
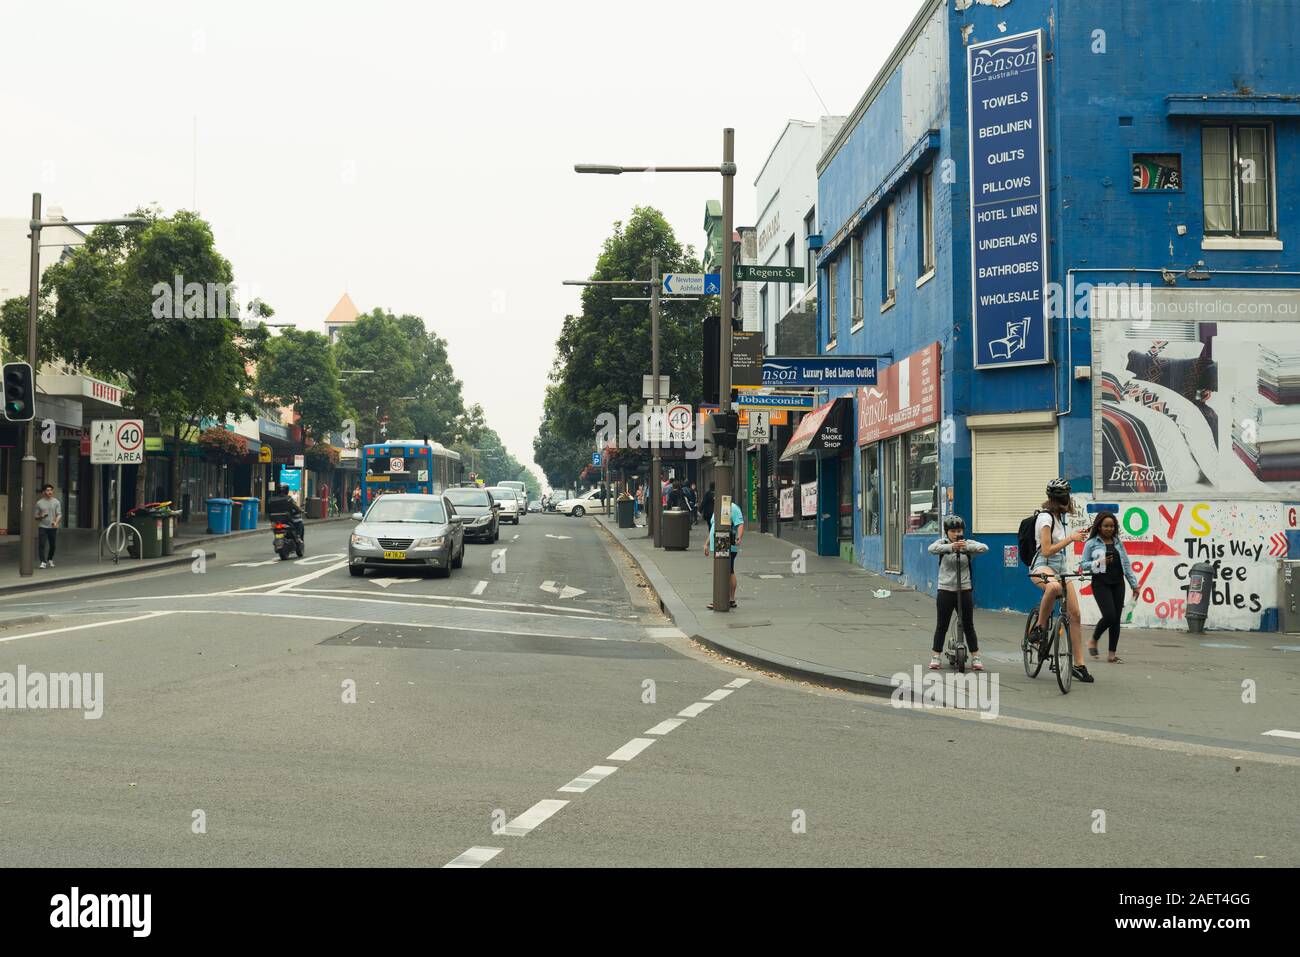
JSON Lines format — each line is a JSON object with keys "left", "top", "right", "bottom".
{"left": 266, "top": 484, "right": 305, "bottom": 546}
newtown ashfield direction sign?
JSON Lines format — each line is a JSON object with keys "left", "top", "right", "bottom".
{"left": 662, "top": 273, "right": 721, "bottom": 296}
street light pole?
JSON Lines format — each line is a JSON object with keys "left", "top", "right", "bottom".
{"left": 712, "top": 129, "right": 736, "bottom": 614}
{"left": 19, "top": 194, "right": 146, "bottom": 578}
{"left": 650, "top": 254, "right": 662, "bottom": 547}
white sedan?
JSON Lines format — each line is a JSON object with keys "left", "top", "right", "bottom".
{"left": 486, "top": 487, "right": 521, "bottom": 524}
{"left": 556, "top": 489, "right": 609, "bottom": 517}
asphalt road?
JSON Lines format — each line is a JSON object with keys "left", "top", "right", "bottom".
{"left": 0, "top": 513, "right": 1296, "bottom": 867}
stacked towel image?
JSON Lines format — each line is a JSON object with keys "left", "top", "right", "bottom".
{"left": 1234, "top": 346, "right": 1300, "bottom": 481}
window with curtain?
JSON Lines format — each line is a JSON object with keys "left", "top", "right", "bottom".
{"left": 919, "top": 167, "right": 935, "bottom": 274}
{"left": 850, "top": 233, "right": 863, "bottom": 326}
{"left": 883, "top": 202, "right": 897, "bottom": 304}
{"left": 827, "top": 260, "right": 838, "bottom": 348}
{"left": 1202, "top": 123, "right": 1274, "bottom": 236}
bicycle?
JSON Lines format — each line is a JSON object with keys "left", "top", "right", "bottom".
{"left": 943, "top": 547, "right": 973, "bottom": 673}
{"left": 1023, "top": 568, "right": 1093, "bottom": 694}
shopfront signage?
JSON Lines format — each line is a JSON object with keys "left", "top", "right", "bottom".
{"left": 736, "top": 392, "right": 815, "bottom": 411}
{"left": 857, "top": 343, "right": 941, "bottom": 445}
{"left": 761, "top": 356, "right": 879, "bottom": 389}
{"left": 968, "top": 29, "right": 1050, "bottom": 370}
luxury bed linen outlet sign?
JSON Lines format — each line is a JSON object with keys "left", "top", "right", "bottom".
{"left": 968, "top": 29, "right": 1050, "bottom": 370}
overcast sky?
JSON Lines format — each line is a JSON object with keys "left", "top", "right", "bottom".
{"left": 1, "top": 0, "right": 926, "bottom": 477}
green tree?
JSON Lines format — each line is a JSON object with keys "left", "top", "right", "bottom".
{"left": 391, "top": 314, "right": 466, "bottom": 444}
{"left": 548, "top": 207, "right": 705, "bottom": 449}
{"left": 3, "top": 207, "right": 264, "bottom": 501}
{"left": 334, "top": 309, "right": 418, "bottom": 443}
{"left": 257, "top": 328, "right": 346, "bottom": 442}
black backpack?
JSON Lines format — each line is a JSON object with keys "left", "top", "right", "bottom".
{"left": 1017, "top": 510, "right": 1045, "bottom": 567}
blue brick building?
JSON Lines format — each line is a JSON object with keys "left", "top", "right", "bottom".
{"left": 813, "top": 0, "right": 1300, "bottom": 631}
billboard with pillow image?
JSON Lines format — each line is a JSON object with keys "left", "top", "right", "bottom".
{"left": 1093, "top": 289, "right": 1300, "bottom": 498}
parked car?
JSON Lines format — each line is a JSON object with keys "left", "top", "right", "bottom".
{"left": 348, "top": 493, "right": 464, "bottom": 578}
{"left": 487, "top": 486, "right": 521, "bottom": 524}
{"left": 445, "top": 486, "right": 499, "bottom": 543}
{"left": 556, "top": 488, "right": 609, "bottom": 517}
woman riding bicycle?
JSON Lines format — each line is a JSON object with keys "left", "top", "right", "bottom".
{"left": 1029, "top": 478, "right": 1094, "bottom": 684}
{"left": 927, "top": 514, "right": 987, "bottom": 672}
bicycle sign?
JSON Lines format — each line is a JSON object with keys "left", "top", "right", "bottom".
{"left": 91, "top": 419, "right": 145, "bottom": 465}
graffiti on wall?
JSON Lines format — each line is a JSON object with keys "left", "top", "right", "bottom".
{"left": 1072, "top": 496, "right": 1287, "bottom": 631}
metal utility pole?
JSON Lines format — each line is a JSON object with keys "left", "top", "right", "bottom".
{"left": 19, "top": 195, "right": 145, "bottom": 577}
{"left": 712, "top": 129, "right": 736, "bottom": 614}
{"left": 650, "top": 255, "right": 662, "bottom": 547}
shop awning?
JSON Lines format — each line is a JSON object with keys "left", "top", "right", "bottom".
{"left": 780, "top": 397, "right": 851, "bottom": 461}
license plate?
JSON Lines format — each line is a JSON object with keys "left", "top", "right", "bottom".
{"left": 383, "top": 550, "right": 407, "bottom": 560}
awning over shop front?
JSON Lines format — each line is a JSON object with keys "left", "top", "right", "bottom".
{"left": 780, "top": 397, "right": 851, "bottom": 461}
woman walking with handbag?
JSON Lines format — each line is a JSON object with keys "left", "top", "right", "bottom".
{"left": 1083, "top": 510, "right": 1140, "bottom": 663}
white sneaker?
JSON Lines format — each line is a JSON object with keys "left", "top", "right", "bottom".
{"left": 928, "top": 653, "right": 942, "bottom": 670}
{"left": 39, "top": 561, "right": 47, "bottom": 569}
{"left": 47, "top": 560, "right": 54, "bottom": 567}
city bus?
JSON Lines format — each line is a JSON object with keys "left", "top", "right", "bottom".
{"left": 359, "top": 440, "right": 463, "bottom": 508}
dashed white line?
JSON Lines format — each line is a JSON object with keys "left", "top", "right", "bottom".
{"left": 607, "top": 737, "right": 656, "bottom": 761}
{"left": 557, "top": 765, "right": 619, "bottom": 793}
{"left": 677, "top": 701, "right": 714, "bottom": 718}
{"left": 724, "top": 678, "right": 751, "bottom": 689}
{"left": 644, "top": 718, "right": 685, "bottom": 736}
{"left": 472, "top": 581, "right": 488, "bottom": 596}
{"left": 702, "top": 688, "right": 734, "bottom": 702}
{"left": 499, "top": 799, "right": 569, "bottom": 836}
{"left": 443, "top": 846, "right": 503, "bottom": 868}
{"left": 1263, "top": 729, "right": 1300, "bottom": 740}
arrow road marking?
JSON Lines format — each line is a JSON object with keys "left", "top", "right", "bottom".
{"left": 293, "top": 552, "right": 346, "bottom": 566}
{"left": 540, "top": 581, "right": 586, "bottom": 600}
{"left": 368, "top": 577, "right": 421, "bottom": 588}
{"left": 545, "top": 534, "right": 571, "bottom": 540}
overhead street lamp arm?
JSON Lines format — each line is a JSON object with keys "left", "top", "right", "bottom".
{"left": 562, "top": 279, "right": 655, "bottom": 286}
{"left": 33, "top": 216, "right": 149, "bottom": 229}
{"left": 574, "top": 164, "right": 724, "bottom": 174}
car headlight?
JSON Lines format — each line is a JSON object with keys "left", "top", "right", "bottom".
{"left": 351, "top": 534, "right": 376, "bottom": 548}
{"left": 472, "top": 515, "right": 491, "bottom": 525}
{"left": 412, "top": 536, "right": 445, "bottom": 548}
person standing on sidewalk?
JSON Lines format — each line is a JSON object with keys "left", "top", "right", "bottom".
{"left": 699, "top": 483, "right": 715, "bottom": 530}
{"left": 1083, "top": 510, "right": 1139, "bottom": 663}
{"left": 927, "top": 515, "right": 988, "bottom": 671}
{"left": 685, "top": 480, "right": 698, "bottom": 525}
{"left": 704, "top": 497, "right": 744, "bottom": 610}
{"left": 35, "top": 483, "right": 62, "bottom": 569}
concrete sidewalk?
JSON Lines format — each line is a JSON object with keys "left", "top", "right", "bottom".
{"left": 0, "top": 516, "right": 353, "bottom": 596}
{"left": 596, "top": 514, "right": 1300, "bottom": 751}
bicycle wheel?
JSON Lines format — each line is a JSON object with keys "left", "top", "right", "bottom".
{"left": 1022, "top": 610, "right": 1044, "bottom": 678}
{"left": 1053, "top": 616, "right": 1073, "bottom": 694}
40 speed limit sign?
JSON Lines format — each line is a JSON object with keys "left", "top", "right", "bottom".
{"left": 91, "top": 419, "right": 145, "bottom": 465}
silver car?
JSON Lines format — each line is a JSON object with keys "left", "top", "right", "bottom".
{"left": 487, "top": 487, "right": 521, "bottom": 524}
{"left": 348, "top": 493, "right": 465, "bottom": 578}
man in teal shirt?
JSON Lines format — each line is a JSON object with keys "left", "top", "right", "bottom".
{"left": 704, "top": 499, "right": 745, "bottom": 610}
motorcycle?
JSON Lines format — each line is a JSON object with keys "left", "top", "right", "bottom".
{"left": 273, "top": 520, "right": 304, "bottom": 560}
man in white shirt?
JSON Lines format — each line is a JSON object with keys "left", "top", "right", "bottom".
{"left": 35, "top": 484, "right": 62, "bottom": 568}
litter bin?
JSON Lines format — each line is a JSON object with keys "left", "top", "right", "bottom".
{"left": 126, "top": 508, "right": 164, "bottom": 559}
{"left": 206, "top": 498, "right": 233, "bottom": 535}
{"left": 242, "top": 498, "right": 259, "bottom": 529}
{"left": 1186, "top": 560, "right": 1215, "bottom": 633}
{"left": 617, "top": 498, "right": 635, "bottom": 528}
{"left": 307, "top": 496, "right": 325, "bottom": 520}
{"left": 229, "top": 498, "right": 244, "bottom": 532}
{"left": 230, "top": 496, "right": 257, "bottom": 530}
{"left": 661, "top": 508, "right": 691, "bottom": 550}
{"left": 160, "top": 507, "right": 178, "bottom": 556}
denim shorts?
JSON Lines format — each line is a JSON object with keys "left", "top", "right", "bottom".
{"left": 1032, "top": 551, "right": 1066, "bottom": 577}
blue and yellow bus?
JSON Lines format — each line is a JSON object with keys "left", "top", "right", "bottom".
{"left": 359, "top": 440, "right": 463, "bottom": 508}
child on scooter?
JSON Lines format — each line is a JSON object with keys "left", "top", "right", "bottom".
{"left": 927, "top": 514, "right": 988, "bottom": 671}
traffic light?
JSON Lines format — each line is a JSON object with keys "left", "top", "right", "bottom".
{"left": 2, "top": 362, "right": 34, "bottom": 422}
{"left": 710, "top": 411, "right": 738, "bottom": 448}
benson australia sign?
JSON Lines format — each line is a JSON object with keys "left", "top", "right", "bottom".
{"left": 857, "top": 344, "right": 941, "bottom": 445}
{"left": 967, "top": 29, "right": 1050, "bottom": 370}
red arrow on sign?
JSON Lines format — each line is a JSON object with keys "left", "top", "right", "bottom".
{"left": 1269, "top": 531, "right": 1288, "bottom": 557}
{"left": 1073, "top": 537, "right": 1177, "bottom": 557}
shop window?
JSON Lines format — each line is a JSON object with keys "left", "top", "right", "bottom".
{"left": 860, "top": 444, "right": 880, "bottom": 535}
{"left": 1202, "top": 124, "right": 1274, "bottom": 236}
{"left": 1132, "top": 153, "right": 1181, "bottom": 191}
{"left": 905, "top": 426, "right": 938, "bottom": 534}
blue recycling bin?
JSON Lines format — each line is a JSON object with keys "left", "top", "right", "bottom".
{"left": 242, "top": 498, "right": 259, "bottom": 529}
{"left": 206, "top": 498, "right": 233, "bottom": 535}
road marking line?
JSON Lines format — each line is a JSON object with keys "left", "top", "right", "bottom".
{"left": 702, "top": 688, "right": 734, "bottom": 702}
{"left": 293, "top": 553, "right": 346, "bottom": 566}
{"left": 260, "top": 591, "right": 610, "bottom": 623}
{"left": 724, "top": 678, "right": 751, "bottom": 689}
{"left": 268, "top": 559, "right": 351, "bottom": 594}
{"left": 607, "top": 737, "right": 656, "bottom": 761}
{"left": 644, "top": 718, "right": 685, "bottom": 736}
{"left": 646, "top": 627, "right": 686, "bottom": 639}
{"left": 443, "top": 846, "right": 503, "bottom": 868}
{"left": 512, "top": 534, "right": 520, "bottom": 541}
{"left": 540, "top": 581, "right": 586, "bottom": 600}
{"left": 499, "top": 799, "right": 568, "bottom": 836}
{"left": 0, "top": 610, "right": 173, "bottom": 645}
{"left": 472, "top": 580, "right": 488, "bottom": 596}
{"left": 557, "top": 765, "right": 618, "bottom": 793}
{"left": 758, "top": 574, "right": 783, "bottom": 579}
{"left": 677, "top": 701, "right": 713, "bottom": 718}
{"left": 287, "top": 587, "right": 607, "bottom": 617}
{"left": 1263, "top": 729, "right": 1300, "bottom": 740}
{"left": 159, "top": 609, "right": 623, "bottom": 642}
